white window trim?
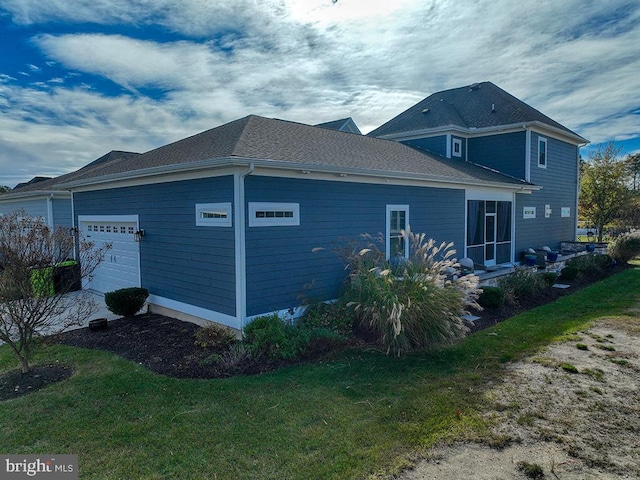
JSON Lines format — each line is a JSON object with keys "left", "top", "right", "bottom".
{"left": 196, "top": 202, "right": 232, "bottom": 227}
{"left": 386, "top": 204, "right": 409, "bottom": 259}
{"left": 249, "top": 202, "right": 300, "bottom": 227}
{"left": 452, "top": 138, "right": 462, "bottom": 157}
{"left": 538, "top": 137, "right": 547, "bottom": 168}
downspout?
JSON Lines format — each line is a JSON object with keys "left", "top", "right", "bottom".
{"left": 234, "top": 163, "right": 254, "bottom": 331}
{"left": 46, "top": 194, "right": 54, "bottom": 229}
{"left": 524, "top": 126, "right": 531, "bottom": 182}
{"left": 70, "top": 190, "right": 77, "bottom": 260}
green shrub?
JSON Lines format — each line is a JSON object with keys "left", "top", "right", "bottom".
{"left": 478, "top": 286, "right": 505, "bottom": 309}
{"left": 243, "top": 313, "right": 310, "bottom": 360}
{"left": 497, "top": 268, "right": 545, "bottom": 301}
{"left": 195, "top": 323, "right": 237, "bottom": 351}
{"left": 559, "top": 265, "right": 579, "bottom": 281}
{"left": 609, "top": 233, "right": 640, "bottom": 263}
{"left": 566, "top": 253, "right": 611, "bottom": 275}
{"left": 341, "top": 230, "right": 479, "bottom": 356}
{"left": 104, "top": 287, "right": 149, "bottom": 317}
{"left": 297, "top": 302, "right": 353, "bottom": 337}
{"left": 539, "top": 271, "right": 558, "bottom": 287}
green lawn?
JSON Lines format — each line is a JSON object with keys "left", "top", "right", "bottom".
{"left": 1, "top": 267, "right": 639, "bottom": 479}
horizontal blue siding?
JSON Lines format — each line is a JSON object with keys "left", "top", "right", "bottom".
{"left": 0, "top": 198, "right": 47, "bottom": 220}
{"left": 244, "top": 176, "right": 465, "bottom": 316}
{"left": 74, "top": 176, "right": 236, "bottom": 316}
{"left": 468, "top": 132, "right": 526, "bottom": 180}
{"left": 515, "top": 135, "right": 579, "bottom": 253}
{"left": 52, "top": 198, "right": 72, "bottom": 228}
{"left": 402, "top": 135, "right": 447, "bottom": 157}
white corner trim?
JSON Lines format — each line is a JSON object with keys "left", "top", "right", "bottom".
{"left": 525, "top": 128, "right": 532, "bottom": 182}
{"left": 446, "top": 134, "right": 452, "bottom": 158}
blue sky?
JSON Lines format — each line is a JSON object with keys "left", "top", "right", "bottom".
{"left": 1, "top": 0, "right": 639, "bottom": 187}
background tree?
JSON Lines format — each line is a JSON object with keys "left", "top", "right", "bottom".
{"left": 579, "top": 142, "right": 631, "bottom": 242}
{"left": 0, "top": 186, "right": 11, "bottom": 194}
{"left": 626, "top": 152, "right": 640, "bottom": 191}
{"left": 0, "top": 210, "right": 108, "bottom": 373}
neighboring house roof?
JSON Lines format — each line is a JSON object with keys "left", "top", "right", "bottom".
{"left": 13, "top": 176, "right": 52, "bottom": 190}
{"left": 315, "top": 117, "right": 362, "bottom": 135}
{"left": 368, "top": 81, "right": 588, "bottom": 144}
{"left": 58, "top": 115, "right": 534, "bottom": 191}
{"left": 1, "top": 151, "right": 139, "bottom": 199}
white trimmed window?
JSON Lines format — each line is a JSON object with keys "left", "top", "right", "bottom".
{"left": 249, "top": 202, "right": 300, "bottom": 227}
{"left": 452, "top": 138, "right": 462, "bottom": 157}
{"left": 196, "top": 203, "right": 232, "bottom": 227}
{"left": 538, "top": 137, "right": 547, "bottom": 168}
{"left": 386, "top": 205, "right": 409, "bottom": 259}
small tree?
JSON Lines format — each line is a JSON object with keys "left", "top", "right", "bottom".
{"left": 579, "top": 142, "right": 631, "bottom": 242}
{"left": 0, "top": 211, "right": 108, "bottom": 373}
{"left": 0, "top": 186, "right": 10, "bottom": 194}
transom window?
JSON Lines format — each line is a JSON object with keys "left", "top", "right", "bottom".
{"left": 538, "top": 137, "right": 547, "bottom": 168}
{"left": 386, "top": 205, "right": 409, "bottom": 259}
{"left": 249, "top": 202, "right": 300, "bottom": 227}
{"left": 196, "top": 203, "right": 232, "bottom": 227}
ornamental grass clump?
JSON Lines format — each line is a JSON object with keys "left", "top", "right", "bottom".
{"left": 342, "top": 230, "right": 480, "bottom": 356}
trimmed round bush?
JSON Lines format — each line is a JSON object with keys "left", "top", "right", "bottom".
{"left": 104, "top": 287, "right": 149, "bottom": 317}
{"left": 478, "top": 286, "right": 505, "bottom": 309}
{"left": 559, "top": 265, "right": 579, "bottom": 281}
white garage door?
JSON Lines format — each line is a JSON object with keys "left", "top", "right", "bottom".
{"left": 80, "top": 219, "right": 140, "bottom": 293}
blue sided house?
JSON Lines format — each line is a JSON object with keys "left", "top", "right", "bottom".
{"left": 44, "top": 81, "right": 587, "bottom": 331}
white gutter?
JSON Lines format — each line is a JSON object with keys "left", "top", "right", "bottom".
{"left": 57, "top": 156, "right": 539, "bottom": 193}
{"left": 46, "top": 194, "right": 54, "bottom": 229}
{"left": 234, "top": 163, "right": 254, "bottom": 330}
{"left": 376, "top": 121, "right": 588, "bottom": 146}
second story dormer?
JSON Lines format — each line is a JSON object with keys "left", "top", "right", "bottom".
{"left": 368, "top": 82, "right": 588, "bottom": 183}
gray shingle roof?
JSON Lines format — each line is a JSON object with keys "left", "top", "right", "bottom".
{"left": 61, "top": 115, "right": 530, "bottom": 189}
{"left": 368, "top": 82, "right": 585, "bottom": 141}
{"left": 315, "top": 117, "right": 362, "bottom": 134}
{"left": 4, "top": 151, "right": 139, "bottom": 195}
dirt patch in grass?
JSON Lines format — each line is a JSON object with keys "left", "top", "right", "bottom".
{"left": 398, "top": 317, "right": 640, "bottom": 479}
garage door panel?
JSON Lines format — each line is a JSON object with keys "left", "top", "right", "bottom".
{"left": 81, "top": 221, "right": 140, "bottom": 293}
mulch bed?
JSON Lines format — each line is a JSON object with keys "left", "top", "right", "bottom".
{"left": 0, "top": 364, "right": 73, "bottom": 402}
{"left": 0, "top": 262, "right": 631, "bottom": 401}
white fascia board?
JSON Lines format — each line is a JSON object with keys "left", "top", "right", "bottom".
{"left": 527, "top": 122, "right": 589, "bottom": 146}
{"left": 0, "top": 190, "right": 71, "bottom": 202}
{"left": 378, "top": 121, "right": 587, "bottom": 145}
{"left": 63, "top": 162, "right": 244, "bottom": 192}
{"left": 62, "top": 155, "right": 539, "bottom": 195}
{"left": 251, "top": 162, "right": 540, "bottom": 193}
{"left": 377, "top": 125, "right": 470, "bottom": 141}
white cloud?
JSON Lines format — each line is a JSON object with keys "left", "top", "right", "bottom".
{"left": 0, "top": 0, "right": 639, "bottom": 185}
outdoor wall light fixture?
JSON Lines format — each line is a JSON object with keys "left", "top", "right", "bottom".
{"left": 134, "top": 229, "right": 145, "bottom": 242}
